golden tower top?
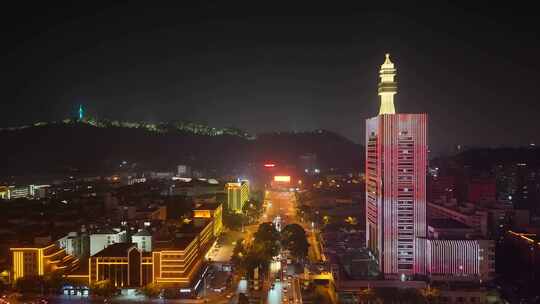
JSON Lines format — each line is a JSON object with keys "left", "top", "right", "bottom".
{"left": 378, "top": 53, "right": 397, "bottom": 115}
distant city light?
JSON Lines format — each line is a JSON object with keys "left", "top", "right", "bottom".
{"left": 264, "top": 163, "right": 276, "bottom": 168}
{"left": 78, "top": 104, "right": 84, "bottom": 120}
{"left": 274, "top": 176, "right": 291, "bottom": 183}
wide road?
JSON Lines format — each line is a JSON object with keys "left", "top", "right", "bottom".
{"left": 263, "top": 189, "right": 324, "bottom": 304}
{"left": 264, "top": 190, "right": 296, "bottom": 227}
{"left": 264, "top": 190, "right": 323, "bottom": 263}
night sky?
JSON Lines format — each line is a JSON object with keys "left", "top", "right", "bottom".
{"left": 2, "top": 3, "right": 539, "bottom": 155}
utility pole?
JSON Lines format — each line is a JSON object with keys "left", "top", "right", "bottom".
{"left": 241, "top": 210, "right": 245, "bottom": 233}
{"left": 203, "top": 273, "right": 207, "bottom": 299}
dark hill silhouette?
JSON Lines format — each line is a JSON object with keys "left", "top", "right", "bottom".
{"left": 0, "top": 123, "right": 362, "bottom": 177}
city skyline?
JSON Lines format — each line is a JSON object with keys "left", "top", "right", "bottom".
{"left": 1, "top": 12, "right": 539, "bottom": 300}
{"left": 2, "top": 4, "right": 540, "bottom": 155}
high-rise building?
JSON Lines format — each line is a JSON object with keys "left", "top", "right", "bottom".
{"left": 225, "top": 180, "right": 249, "bottom": 213}
{"left": 467, "top": 177, "right": 496, "bottom": 204}
{"left": 366, "top": 54, "right": 428, "bottom": 277}
{"left": 299, "top": 153, "right": 318, "bottom": 174}
{"left": 177, "top": 165, "right": 191, "bottom": 177}
{"left": 365, "top": 54, "right": 497, "bottom": 283}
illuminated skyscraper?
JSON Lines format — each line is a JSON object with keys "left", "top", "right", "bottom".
{"left": 366, "top": 54, "right": 427, "bottom": 277}
{"left": 225, "top": 180, "right": 250, "bottom": 213}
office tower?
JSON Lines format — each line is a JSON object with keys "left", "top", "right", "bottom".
{"left": 366, "top": 54, "right": 428, "bottom": 277}
{"left": 225, "top": 180, "right": 249, "bottom": 213}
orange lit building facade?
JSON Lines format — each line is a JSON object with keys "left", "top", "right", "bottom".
{"left": 225, "top": 180, "right": 249, "bottom": 213}
{"left": 11, "top": 244, "right": 80, "bottom": 281}
{"left": 89, "top": 243, "right": 153, "bottom": 288}
{"left": 193, "top": 202, "right": 223, "bottom": 237}
{"left": 12, "top": 205, "right": 218, "bottom": 290}
{"left": 86, "top": 219, "right": 214, "bottom": 288}
{"left": 151, "top": 218, "right": 213, "bottom": 288}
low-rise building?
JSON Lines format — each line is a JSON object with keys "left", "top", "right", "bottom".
{"left": 86, "top": 218, "right": 215, "bottom": 291}
{"left": 89, "top": 243, "right": 152, "bottom": 288}
{"left": 131, "top": 229, "right": 152, "bottom": 252}
{"left": 11, "top": 243, "right": 79, "bottom": 281}
{"left": 57, "top": 231, "right": 90, "bottom": 258}
{"left": 193, "top": 202, "right": 223, "bottom": 237}
{"left": 169, "top": 179, "right": 224, "bottom": 197}
{"left": 8, "top": 186, "right": 32, "bottom": 199}
{"left": 424, "top": 239, "right": 495, "bottom": 283}
{"left": 428, "top": 219, "right": 477, "bottom": 240}
{"left": 428, "top": 200, "right": 488, "bottom": 237}
{"left": 89, "top": 228, "right": 127, "bottom": 256}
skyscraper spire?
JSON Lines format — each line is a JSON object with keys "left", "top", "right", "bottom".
{"left": 378, "top": 53, "right": 397, "bottom": 115}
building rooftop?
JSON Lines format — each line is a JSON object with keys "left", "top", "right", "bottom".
{"left": 195, "top": 193, "right": 217, "bottom": 199}
{"left": 193, "top": 202, "right": 221, "bottom": 211}
{"left": 92, "top": 243, "right": 137, "bottom": 257}
{"left": 154, "top": 236, "right": 196, "bottom": 251}
{"left": 173, "top": 179, "right": 222, "bottom": 188}
{"left": 175, "top": 220, "right": 210, "bottom": 235}
{"left": 91, "top": 228, "right": 122, "bottom": 235}
{"left": 428, "top": 218, "right": 472, "bottom": 229}
{"left": 133, "top": 229, "right": 152, "bottom": 237}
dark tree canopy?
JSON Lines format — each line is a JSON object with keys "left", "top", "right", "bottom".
{"left": 281, "top": 223, "right": 309, "bottom": 261}
{"left": 254, "top": 222, "right": 280, "bottom": 258}
{"left": 238, "top": 292, "right": 249, "bottom": 304}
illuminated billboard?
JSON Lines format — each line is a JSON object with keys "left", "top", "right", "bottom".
{"left": 274, "top": 176, "right": 291, "bottom": 183}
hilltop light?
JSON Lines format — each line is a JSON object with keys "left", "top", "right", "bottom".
{"left": 78, "top": 105, "right": 84, "bottom": 120}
